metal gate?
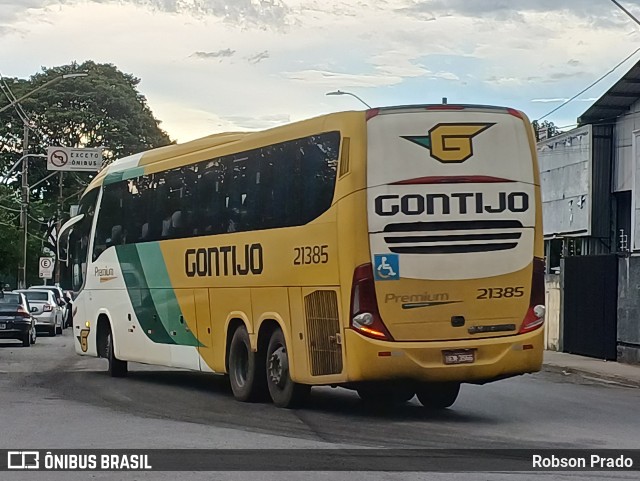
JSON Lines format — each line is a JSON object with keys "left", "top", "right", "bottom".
{"left": 561, "top": 254, "right": 618, "bottom": 360}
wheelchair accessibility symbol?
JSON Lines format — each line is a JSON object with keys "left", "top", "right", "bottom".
{"left": 374, "top": 254, "right": 400, "bottom": 281}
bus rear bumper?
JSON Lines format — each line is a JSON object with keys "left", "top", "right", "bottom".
{"left": 343, "top": 328, "right": 544, "bottom": 384}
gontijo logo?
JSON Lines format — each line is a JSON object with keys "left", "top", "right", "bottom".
{"left": 402, "top": 122, "right": 494, "bottom": 163}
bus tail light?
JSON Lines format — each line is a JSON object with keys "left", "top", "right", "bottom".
{"left": 350, "top": 263, "right": 394, "bottom": 341}
{"left": 519, "top": 257, "right": 545, "bottom": 334}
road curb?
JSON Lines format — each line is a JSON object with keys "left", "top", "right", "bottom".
{"left": 542, "top": 363, "right": 640, "bottom": 388}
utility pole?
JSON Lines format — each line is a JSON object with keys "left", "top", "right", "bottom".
{"left": 19, "top": 123, "right": 29, "bottom": 289}
{"left": 55, "top": 172, "right": 63, "bottom": 285}
{"left": 3, "top": 72, "right": 88, "bottom": 289}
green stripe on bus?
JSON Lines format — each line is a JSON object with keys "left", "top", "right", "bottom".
{"left": 122, "top": 167, "right": 145, "bottom": 181}
{"left": 135, "top": 242, "right": 202, "bottom": 347}
{"left": 103, "top": 172, "right": 124, "bottom": 185}
{"left": 115, "top": 244, "right": 175, "bottom": 345}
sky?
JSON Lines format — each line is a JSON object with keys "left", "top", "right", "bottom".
{"left": 1, "top": 0, "right": 640, "bottom": 143}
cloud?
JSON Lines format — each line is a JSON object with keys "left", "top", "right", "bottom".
{"left": 399, "top": 0, "right": 622, "bottom": 21}
{"left": 223, "top": 113, "right": 290, "bottom": 130}
{"left": 0, "top": 0, "right": 293, "bottom": 29}
{"left": 531, "top": 97, "right": 598, "bottom": 103}
{"left": 247, "top": 50, "right": 269, "bottom": 64}
{"left": 190, "top": 49, "right": 236, "bottom": 60}
{"left": 285, "top": 69, "right": 402, "bottom": 88}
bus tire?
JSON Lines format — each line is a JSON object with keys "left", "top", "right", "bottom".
{"left": 106, "top": 329, "right": 128, "bottom": 378}
{"left": 228, "top": 326, "right": 266, "bottom": 402}
{"left": 266, "top": 328, "right": 310, "bottom": 408}
{"left": 416, "top": 382, "right": 460, "bottom": 409}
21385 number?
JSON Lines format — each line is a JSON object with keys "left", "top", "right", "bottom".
{"left": 293, "top": 245, "right": 329, "bottom": 265}
{"left": 477, "top": 286, "right": 524, "bottom": 299}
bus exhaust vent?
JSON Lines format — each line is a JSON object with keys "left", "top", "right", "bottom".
{"left": 383, "top": 220, "right": 523, "bottom": 254}
{"left": 304, "top": 290, "right": 343, "bottom": 376}
{"left": 339, "top": 137, "right": 350, "bottom": 177}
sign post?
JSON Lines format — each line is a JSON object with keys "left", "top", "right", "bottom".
{"left": 38, "top": 257, "right": 54, "bottom": 281}
{"left": 46, "top": 146, "right": 103, "bottom": 287}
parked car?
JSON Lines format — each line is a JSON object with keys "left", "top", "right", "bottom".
{"left": 17, "top": 289, "right": 63, "bottom": 336}
{"left": 0, "top": 291, "right": 37, "bottom": 347}
{"left": 28, "top": 285, "right": 69, "bottom": 330}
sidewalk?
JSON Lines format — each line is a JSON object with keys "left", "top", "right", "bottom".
{"left": 543, "top": 350, "right": 640, "bottom": 388}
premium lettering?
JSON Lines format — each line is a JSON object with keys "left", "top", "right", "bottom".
{"left": 185, "top": 243, "right": 263, "bottom": 277}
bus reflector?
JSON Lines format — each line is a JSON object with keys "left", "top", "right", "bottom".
{"left": 507, "top": 108, "right": 524, "bottom": 119}
{"left": 350, "top": 263, "right": 393, "bottom": 341}
{"left": 391, "top": 175, "right": 513, "bottom": 185}
{"left": 378, "top": 351, "right": 392, "bottom": 357}
{"left": 366, "top": 109, "right": 380, "bottom": 120}
{"left": 519, "top": 257, "right": 545, "bottom": 334}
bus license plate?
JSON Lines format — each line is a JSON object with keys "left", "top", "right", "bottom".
{"left": 0, "top": 323, "right": 6, "bottom": 330}
{"left": 443, "top": 349, "right": 476, "bottom": 365}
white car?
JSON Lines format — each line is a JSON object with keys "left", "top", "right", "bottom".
{"left": 17, "top": 289, "right": 63, "bottom": 336}
{"left": 28, "top": 285, "right": 69, "bottom": 330}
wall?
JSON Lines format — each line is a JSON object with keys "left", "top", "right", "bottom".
{"left": 544, "top": 274, "right": 561, "bottom": 351}
{"left": 613, "top": 102, "right": 640, "bottom": 251}
{"left": 538, "top": 126, "right": 592, "bottom": 237}
{"left": 617, "top": 256, "right": 640, "bottom": 364}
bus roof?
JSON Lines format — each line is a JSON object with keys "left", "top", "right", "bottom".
{"left": 85, "top": 104, "right": 526, "bottom": 193}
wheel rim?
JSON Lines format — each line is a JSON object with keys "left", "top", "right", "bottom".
{"left": 268, "top": 345, "right": 288, "bottom": 389}
{"left": 232, "top": 343, "right": 249, "bottom": 388}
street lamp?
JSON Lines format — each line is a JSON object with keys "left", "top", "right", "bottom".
{"left": 0, "top": 72, "right": 88, "bottom": 288}
{"left": 326, "top": 90, "right": 372, "bottom": 109}
{"left": 0, "top": 73, "right": 88, "bottom": 114}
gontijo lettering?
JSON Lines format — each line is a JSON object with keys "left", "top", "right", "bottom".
{"left": 374, "top": 192, "right": 529, "bottom": 216}
{"left": 185, "top": 243, "right": 263, "bottom": 277}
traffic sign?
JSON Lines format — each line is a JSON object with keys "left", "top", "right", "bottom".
{"left": 39, "top": 257, "right": 54, "bottom": 279}
{"left": 47, "top": 147, "right": 103, "bottom": 172}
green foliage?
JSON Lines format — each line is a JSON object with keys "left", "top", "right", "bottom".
{"left": 0, "top": 61, "right": 173, "bottom": 286}
{"left": 532, "top": 120, "right": 561, "bottom": 141}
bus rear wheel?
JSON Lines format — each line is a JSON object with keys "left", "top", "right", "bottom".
{"left": 106, "top": 329, "right": 128, "bottom": 378}
{"left": 416, "top": 382, "right": 460, "bottom": 409}
{"left": 228, "top": 325, "right": 266, "bottom": 402}
{"left": 266, "top": 328, "right": 309, "bottom": 408}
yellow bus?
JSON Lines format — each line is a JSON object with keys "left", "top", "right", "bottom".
{"left": 59, "top": 104, "right": 545, "bottom": 409}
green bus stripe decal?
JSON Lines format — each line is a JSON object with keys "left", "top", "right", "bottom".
{"left": 122, "top": 166, "right": 145, "bottom": 181}
{"left": 117, "top": 243, "right": 202, "bottom": 347}
{"left": 103, "top": 172, "right": 124, "bottom": 185}
{"left": 115, "top": 244, "right": 175, "bottom": 345}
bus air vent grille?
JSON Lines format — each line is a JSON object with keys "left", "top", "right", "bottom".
{"left": 304, "top": 290, "right": 343, "bottom": 376}
{"left": 382, "top": 220, "right": 523, "bottom": 254}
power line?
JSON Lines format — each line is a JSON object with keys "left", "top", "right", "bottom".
{"left": 610, "top": 0, "right": 640, "bottom": 26}
{"left": 537, "top": 46, "right": 640, "bottom": 121}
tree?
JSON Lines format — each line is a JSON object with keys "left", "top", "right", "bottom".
{"left": 0, "top": 61, "right": 173, "bottom": 286}
{"left": 532, "top": 120, "right": 561, "bottom": 141}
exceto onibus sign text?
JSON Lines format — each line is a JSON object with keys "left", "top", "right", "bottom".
{"left": 47, "top": 147, "right": 103, "bottom": 172}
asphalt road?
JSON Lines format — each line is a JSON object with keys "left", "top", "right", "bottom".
{"left": 1, "top": 330, "right": 639, "bottom": 481}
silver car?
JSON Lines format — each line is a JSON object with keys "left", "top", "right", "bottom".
{"left": 28, "top": 285, "right": 69, "bottom": 329}
{"left": 16, "top": 290, "right": 63, "bottom": 336}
